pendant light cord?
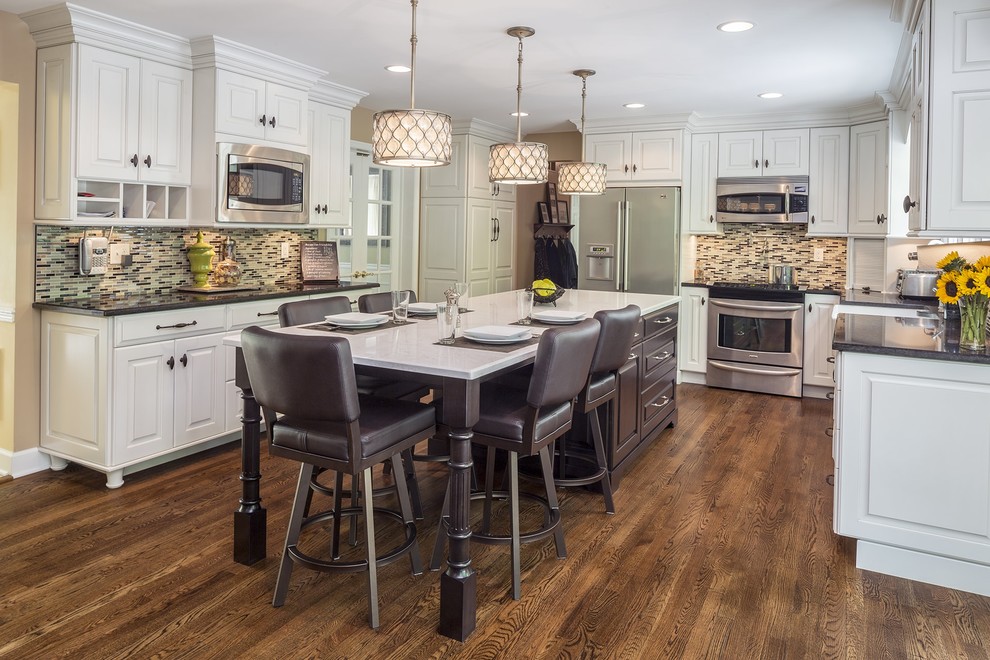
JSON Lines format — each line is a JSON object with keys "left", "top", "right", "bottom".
{"left": 515, "top": 35, "right": 524, "bottom": 143}
{"left": 409, "top": 0, "right": 418, "bottom": 109}
{"left": 579, "top": 74, "right": 588, "bottom": 160}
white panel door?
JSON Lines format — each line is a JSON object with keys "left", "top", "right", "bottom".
{"left": 807, "top": 127, "right": 850, "bottom": 235}
{"left": 847, "top": 121, "right": 889, "bottom": 235}
{"left": 632, "top": 131, "right": 682, "bottom": 181}
{"left": 586, "top": 133, "right": 633, "bottom": 182}
{"left": 173, "top": 333, "right": 226, "bottom": 446}
{"left": 717, "top": 131, "right": 762, "bottom": 176}
{"left": 802, "top": 294, "right": 839, "bottom": 387}
{"left": 113, "top": 341, "right": 173, "bottom": 464}
{"left": 418, "top": 200, "right": 466, "bottom": 302}
{"left": 309, "top": 102, "right": 350, "bottom": 226}
{"left": 76, "top": 45, "right": 140, "bottom": 181}
{"left": 265, "top": 82, "right": 308, "bottom": 146}
{"left": 468, "top": 136, "right": 496, "bottom": 199}
{"left": 421, "top": 135, "right": 466, "bottom": 198}
{"left": 138, "top": 60, "right": 192, "bottom": 185}
{"left": 467, "top": 200, "right": 495, "bottom": 296}
{"left": 492, "top": 201, "right": 515, "bottom": 293}
{"left": 687, "top": 133, "right": 719, "bottom": 234}
{"left": 215, "top": 69, "right": 266, "bottom": 141}
{"left": 762, "top": 129, "right": 809, "bottom": 175}
{"left": 677, "top": 285, "right": 708, "bottom": 374}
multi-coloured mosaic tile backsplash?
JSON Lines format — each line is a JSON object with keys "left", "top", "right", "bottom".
{"left": 35, "top": 226, "right": 319, "bottom": 301}
{"left": 695, "top": 224, "right": 847, "bottom": 288}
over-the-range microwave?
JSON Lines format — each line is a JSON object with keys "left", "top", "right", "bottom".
{"left": 715, "top": 175, "right": 809, "bottom": 224}
{"left": 217, "top": 142, "right": 310, "bottom": 224}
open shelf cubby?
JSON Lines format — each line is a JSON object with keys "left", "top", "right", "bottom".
{"left": 75, "top": 180, "right": 189, "bottom": 222}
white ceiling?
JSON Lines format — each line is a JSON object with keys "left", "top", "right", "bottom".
{"left": 2, "top": 0, "right": 908, "bottom": 134}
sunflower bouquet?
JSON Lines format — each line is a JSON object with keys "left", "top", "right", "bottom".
{"left": 936, "top": 250, "right": 990, "bottom": 351}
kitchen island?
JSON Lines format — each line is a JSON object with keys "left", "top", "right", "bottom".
{"left": 831, "top": 308, "right": 990, "bottom": 596}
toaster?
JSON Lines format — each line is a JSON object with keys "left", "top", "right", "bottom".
{"left": 896, "top": 269, "right": 940, "bottom": 299}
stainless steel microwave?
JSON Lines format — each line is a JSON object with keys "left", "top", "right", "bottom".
{"left": 715, "top": 175, "right": 809, "bottom": 224}
{"left": 217, "top": 142, "right": 310, "bottom": 224}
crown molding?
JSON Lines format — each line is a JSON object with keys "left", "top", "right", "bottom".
{"left": 310, "top": 79, "right": 367, "bottom": 110}
{"left": 890, "top": 0, "right": 926, "bottom": 32}
{"left": 450, "top": 118, "right": 516, "bottom": 142}
{"left": 190, "top": 36, "right": 326, "bottom": 90}
{"left": 582, "top": 113, "right": 694, "bottom": 134}
{"left": 20, "top": 2, "right": 191, "bottom": 67}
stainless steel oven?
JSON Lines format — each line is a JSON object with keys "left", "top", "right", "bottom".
{"left": 706, "top": 284, "right": 805, "bottom": 397}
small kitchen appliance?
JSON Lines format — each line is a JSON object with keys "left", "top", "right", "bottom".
{"left": 895, "top": 269, "right": 940, "bottom": 299}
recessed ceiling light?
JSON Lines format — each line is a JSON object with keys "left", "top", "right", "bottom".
{"left": 623, "top": 103, "right": 646, "bottom": 109}
{"left": 385, "top": 64, "right": 411, "bottom": 73}
{"left": 717, "top": 21, "right": 754, "bottom": 33}
{"left": 510, "top": 111, "right": 529, "bottom": 117}
{"left": 759, "top": 92, "right": 783, "bottom": 99}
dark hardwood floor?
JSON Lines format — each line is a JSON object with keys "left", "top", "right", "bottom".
{"left": 3, "top": 384, "right": 990, "bottom": 659}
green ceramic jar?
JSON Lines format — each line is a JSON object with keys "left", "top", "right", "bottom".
{"left": 186, "top": 230, "right": 215, "bottom": 288}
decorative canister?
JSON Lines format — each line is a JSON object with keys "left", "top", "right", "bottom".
{"left": 213, "top": 236, "right": 242, "bottom": 286}
{"left": 186, "top": 230, "right": 215, "bottom": 288}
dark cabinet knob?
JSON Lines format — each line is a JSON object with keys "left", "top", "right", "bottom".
{"left": 623, "top": 164, "right": 629, "bottom": 173}
{"left": 180, "top": 354, "right": 188, "bottom": 367}
{"left": 314, "top": 205, "right": 321, "bottom": 213}
{"left": 144, "top": 155, "right": 152, "bottom": 168}
{"left": 130, "top": 154, "right": 139, "bottom": 167}
{"left": 764, "top": 159, "right": 769, "bottom": 168}
{"left": 632, "top": 164, "right": 638, "bottom": 173}
{"left": 903, "top": 195, "right": 917, "bottom": 213}
{"left": 259, "top": 114, "right": 267, "bottom": 126}
{"left": 269, "top": 115, "right": 276, "bottom": 128}
{"left": 701, "top": 298, "right": 706, "bottom": 306}
{"left": 808, "top": 303, "right": 813, "bottom": 313}
{"left": 709, "top": 214, "right": 714, "bottom": 223}
{"left": 811, "top": 215, "right": 816, "bottom": 224}
{"left": 166, "top": 356, "right": 175, "bottom": 370}
{"left": 754, "top": 159, "right": 760, "bottom": 168}
{"left": 321, "top": 205, "right": 327, "bottom": 214}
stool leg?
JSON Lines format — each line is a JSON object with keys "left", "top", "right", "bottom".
{"left": 349, "top": 474, "right": 360, "bottom": 546}
{"left": 538, "top": 445, "right": 567, "bottom": 559}
{"left": 429, "top": 478, "right": 451, "bottom": 571}
{"left": 509, "top": 451, "right": 521, "bottom": 600}
{"left": 589, "top": 407, "right": 616, "bottom": 514}
{"left": 481, "top": 446, "right": 497, "bottom": 534}
{"left": 401, "top": 448, "right": 424, "bottom": 520}
{"left": 391, "top": 453, "right": 423, "bottom": 575}
{"left": 361, "top": 468, "right": 380, "bottom": 629}
{"left": 273, "top": 462, "right": 314, "bottom": 607}
{"left": 303, "top": 465, "right": 321, "bottom": 517}
{"left": 331, "top": 470, "right": 345, "bottom": 560}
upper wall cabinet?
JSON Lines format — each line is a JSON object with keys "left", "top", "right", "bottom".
{"left": 807, "top": 126, "right": 850, "bottom": 236}
{"left": 307, "top": 80, "right": 365, "bottom": 227}
{"left": 420, "top": 133, "right": 515, "bottom": 201}
{"left": 215, "top": 70, "right": 308, "bottom": 147}
{"left": 585, "top": 130, "right": 683, "bottom": 183}
{"left": 908, "top": 0, "right": 990, "bottom": 234}
{"left": 717, "top": 129, "right": 810, "bottom": 177}
{"left": 685, "top": 133, "right": 720, "bottom": 234}
{"left": 847, "top": 121, "right": 890, "bottom": 236}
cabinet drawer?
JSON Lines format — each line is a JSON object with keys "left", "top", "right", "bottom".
{"left": 642, "top": 376, "right": 675, "bottom": 437}
{"left": 643, "top": 307, "right": 677, "bottom": 339}
{"left": 227, "top": 296, "right": 308, "bottom": 331}
{"left": 630, "top": 318, "right": 646, "bottom": 346}
{"left": 114, "top": 307, "right": 225, "bottom": 346}
{"left": 642, "top": 334, "right": 676, "bottom": 387}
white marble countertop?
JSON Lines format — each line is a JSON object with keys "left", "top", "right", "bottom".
{"left": 223, "top": 289, "right": 680, "bottom": 381}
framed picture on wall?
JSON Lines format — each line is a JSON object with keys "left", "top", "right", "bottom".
{"left": 557, "top": 200, "right": 570, "bottom": 225}
{"left": 546, "top": 181, "right": 558, "bottom": 209}
{"left": 548, "top": 198, "right": 559, "bottom": 223}
{"left": 538, "top": 202, "right": 551, "bottom": 224}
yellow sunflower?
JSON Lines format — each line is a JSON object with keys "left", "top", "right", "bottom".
{"left": 937, "top": 250, "right": 965, "bottom": 271}
{"left": 973, "top": 255, "right": 990, "bottom": 272}
{"left": 971, "top": 268, "right": 990, "bottom": 297}
{"left": 957, "top": 268, "right": 981, "bottom": 296}
{"left": 936, "top": 271, "right": 961, "bottom": 304}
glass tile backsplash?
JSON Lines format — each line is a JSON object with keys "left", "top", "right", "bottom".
{"left": 35, "top": 226, "right": 319, "bottom": 301}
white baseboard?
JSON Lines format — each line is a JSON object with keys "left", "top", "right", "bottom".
{"left": 0, "top": 447, "right": 51, "bottom": 478}
{"left": 856, "top": 540, "right": 990, "bottom": 597}
{"left": 678, "top": 370, "right": 707, "bottom": 385}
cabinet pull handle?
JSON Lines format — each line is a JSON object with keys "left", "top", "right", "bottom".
{"left": 180, "top": 353, "right": 188, "bottom": 367}
{"left": 811, "top": 215, "right": 816, "bottom": 224}
{"left": 623, "top": 164, "right": 629, "bottom": 173}
{"left": 809, "top": 303, "right": 813, "bottom": 313}
{"left": 167, "top": 356, "right": 175, "bottom": 370}
{"left": 495, "top": 217, "right": 500, "bottom": 240}
{"left": 825, "top": 427, "right": 833, "bottom": 437}
{"left": 629, "top": 353, "right": 637, "bottom": 360}
{"left": 649, "top": 396, "right": 671, "bottom": 409}
{"left": 155, "top": 320, "right": 198, "bottom": 330}
{"left": 269, "top": 115, "right": 277, "bottom": 128}
{"left": 130, "top": 154, "right": 139, "bottom": 167}
{"left": 826, "top": 356, "right": 835, "bottom": 363}
{"left": 764, "top": 159, "right": 769, "bottom": 168}
{"left": 826, "top": 391, "right": 835, "bottom": 400}
{"left": 654, "top": 316, "right": 673, "bottom": 324}
{"left": 633, "top": 332, "right": 640, "bottom": 339}
{"left": 259, "top": 114, "right": 267, "bottom": 126}
{"left": 256, "top": 311, "right": 278, "bottom": 317}
{"left": 632, "top": 164, "right": 638, "bottom": 173}
{"left": 878, "top": 213, "right": 886, "bottom": 224}
{"left": 321, "top": 205, "right": 328, "bottom": 214}
{"left": 754, "top": 159, "right": 760, "bottom": 168}
{"left": 903, "top": 195, "right": 917, "bottom": 213}
{"left": 709, "top": 214, "right": 714, "bottom": 224}
{"left": 144, "top": 155, "right": 152, "bottom": 168}
{"left": 651, "top": 351, "right": 672, "bottom": 361}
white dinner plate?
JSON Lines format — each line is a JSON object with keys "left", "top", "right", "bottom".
{"left": 463, "top": 325, "right": 531, "bottom": 341}
{"left": 464, "top": 333, "right": 532, "bottom": 345}
{"left": 324, "top": 312, "right": 389, "bottom": 327}
{"left": 407, "top": 302, "right": 438, "bottom": 315}
{"left": 531, "top": 310, "right": 586, "bottom": 324}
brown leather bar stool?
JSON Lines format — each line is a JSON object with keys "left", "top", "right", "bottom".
{"left": 240, "top": 326, "right": 434, "bottom": 629}
{"left": 430, "top": 319, "right": 600, "bottom": 599}
{"left": 357, "top": 289, "right": 417, "bottom": 313}
{"left": 555, "top": 304, "right": 641, "bottom": 514}
{"left": 277, "top": 297, "right": 428, "bottom": 519}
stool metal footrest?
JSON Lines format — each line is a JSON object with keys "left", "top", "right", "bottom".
{"left": 291, "top": 506, "right": 418, "bottom": 573}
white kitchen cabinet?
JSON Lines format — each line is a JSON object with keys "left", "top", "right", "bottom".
{"left": 308, "top": 101, "right": 351, "bottom": 226}
{"left": 215, "top": 69, "right": 308, "bottom": 147}
{"left": 847, "top": 121, "right": 889, "bottom": 235}
{"left": 676, "top": 285, "right": 708, "bottom": 375}
{"left": 835, "top": 350, "right": 990, "bottom": 595}
{"left": 717, "top": 129, "right": 809, "bottom": 177}
{"left": 466, "top": 200, "right": 515, "bottom": 296}
{"left": 420, "top": 134, "right": 515, "bottom": 201}
{"left": 585, "top": 130, "right": 683, "bottom": 183}
{"left": 807, "top": 127, "right": 850, "bottom": 236}
{"left": 802, "top": 294, "right": 839, "bottom": 391}
{"left": 686, "top": 133, "right": 720, "bottom": 234}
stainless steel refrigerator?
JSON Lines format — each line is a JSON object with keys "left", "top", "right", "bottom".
{"left": 577, "top": 187, "right": 680, "bottom": 294}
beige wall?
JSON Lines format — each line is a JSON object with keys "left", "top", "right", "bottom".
{"left": 526, "top": 131, "right": 582, "bottom": 163}
{"left": 351, "top": 106, "right": 375, "bottom": 143}
{"left": 0, "top": 11, "right": 40, "bottom": 462}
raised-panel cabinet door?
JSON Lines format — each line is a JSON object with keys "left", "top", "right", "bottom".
{"left": 466, "top": 201, "right": 494, "bottom": 288}
{"left": 847, "top": 121, "right": 889, "bottom": 235}
{"left": 807, "top": 127, "right": 850, "bottom": 235}
{"left": 468, "top": 136, "right": 495, "bottom": 199}
{"left": 610, "top": 350, "right": 641, "bottom": 469}
{"left": 138, "top": 60, "right": 192, "bottom": 185}
{"left": 112, "top": 341, "right": 173, "bottom": 464}
{"left": 308, "top": 103, "right": 350, "bottom": 226}
{"left": 265, "top": 82, "right": 308, "bottom": 147}
{"left": 421, "top": 135, "right": 466, "bottom": 198}
{"left": 215, "top": 69, "right": 266, "bottom": 141}
{"left": 586, "top": 133, "right": 633, "bottom": 182}
{"left": 763, "top": 128, "right": 809, "bottom": 175}
{"left": 492, "top": 201, "right": 515, "bottom": 292}
{"left": 418, "top": 200, "right": 466, "bottom": 302}
{"left": 77, "top": 45, "right": 140, "bottom": 181}
{"left": 677, "top": 286, "right": 708, "bottom": 374}
{"left": 802, "top": 294, "right": 839, "bottom": 387}
{"left": 632, "top": 131, "right": 682, "bottom": 180}
{"left": 717, "top": 131, "right": 762, "bottom": 177}
{"left": 687, "top": 133, "right": 719, "bottom": 234}
{"left": 173, "top": 333, "right": 226, "bottom": 446}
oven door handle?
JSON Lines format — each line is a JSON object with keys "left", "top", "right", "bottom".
{"left": 708, "top": 360, "right": 802, "bottom": 377}
{"left": 784, "top": 185, "right": 790, "bottom": 222}
{"left": 710, "top": 299, "right": 804, "bottom": 313}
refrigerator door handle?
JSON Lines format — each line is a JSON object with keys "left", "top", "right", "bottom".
{"left": 615, "top": 202, "right": 624, "bottom": 291}
{"left": 622, "top": 201, "right": 631, "bottom": 292}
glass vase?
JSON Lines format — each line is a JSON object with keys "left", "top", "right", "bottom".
{"left": 957, "top": 296, "right": 988, "bottom": 352}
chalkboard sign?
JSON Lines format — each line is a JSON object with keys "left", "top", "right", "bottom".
{"left": 300, "top": 241, "right": 340, "bottom": 282}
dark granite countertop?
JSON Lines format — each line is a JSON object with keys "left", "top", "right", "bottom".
{"left": 32, "top": 281, "right": 380, "bottom": 317}
{"left": 833, "top": 312, "right": 990, "bottom": 365}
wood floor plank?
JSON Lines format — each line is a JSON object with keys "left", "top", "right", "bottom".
{"left": 3, "top": 385, "right": 990, "bottom": 658}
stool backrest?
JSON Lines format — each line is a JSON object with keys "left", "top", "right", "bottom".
{"left": 278, "top": 296, "right": 352, "bottom": 327}
{"left": 241, "top": 326, "right": 361, "bottom": 423}
{"left": 358, "top": 290, "right": 417, "bottom": 313}
{"left": 590, "top": 305, "right": 642, "bottom": 375}
{"left": 526, "top": 318, "right": 600, "bottom": 409}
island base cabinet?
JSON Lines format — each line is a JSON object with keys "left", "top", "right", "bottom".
{"left": 835, "top": 351, "right": 990, "bottom": 595}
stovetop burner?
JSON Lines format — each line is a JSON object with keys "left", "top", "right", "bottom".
{"left": 712, "top": 281, "right": 802, "bottom": 291}
{"left": 709, "top": 281, "right": 805, "bottom": 302}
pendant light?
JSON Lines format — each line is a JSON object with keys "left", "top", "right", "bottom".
{"left": 557, "top": 70, "right": 607, "bottom": 195}
{"left": 488, "top": 27, "right": 549, "bottom": 185}
{"left": 372, "top": 0, "right": 452, "bottom": 167}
